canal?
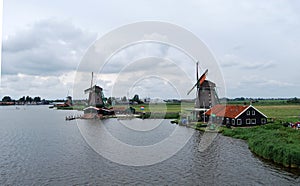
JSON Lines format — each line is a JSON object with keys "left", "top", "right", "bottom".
{"left": 0, "top": 105, "right": 299, "bottom": 185}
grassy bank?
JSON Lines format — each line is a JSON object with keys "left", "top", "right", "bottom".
{"left": 136, "top": 112, "right": 180, "bottom": 119}
{"left": 222, "top": 123, "right": 300, "bottom": 168}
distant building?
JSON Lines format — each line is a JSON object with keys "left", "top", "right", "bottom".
{"left": 205, "top": 104, "right": 267, "bottom": 126}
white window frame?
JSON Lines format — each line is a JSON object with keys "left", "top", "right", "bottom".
{"left": 251, "top": 119, "right": 256, "bottom": 124}
{"left": 247, "top": 110, "right": 250, "bottom": 115}
{"left": 252, "top": 110, "right": 255, "bottom": 115}
{"left": 226, "top": 118, "right": 230, "bottom": 124}
{"left": 246, "top": 119, "right": 251, "bottom": 125}
{"left": 237, "top": 119, "right": 242, "bottom": 125}
{"left": 232, "top": 119, "right": 235, "bottom": 125}
{"left": 261, "top": 118, "right": 266, "bottom": 124}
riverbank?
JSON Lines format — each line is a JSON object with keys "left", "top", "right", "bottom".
{"left": 221, "top": 122, "right": 300, "bottom": 169}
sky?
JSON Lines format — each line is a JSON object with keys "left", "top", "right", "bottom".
{"left": 1, "top": 0, "right": 300, "bottom": 100}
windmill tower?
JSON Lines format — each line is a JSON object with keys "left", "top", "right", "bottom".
{"left": 84, "top": 72, "right": 105, "bottom": 108}
{"left": 187, "top": 62, "right": 219, "bottom": 120}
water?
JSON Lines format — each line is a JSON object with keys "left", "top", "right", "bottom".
{"left": 0, "top": 105, "right": 299, "bottom": 185}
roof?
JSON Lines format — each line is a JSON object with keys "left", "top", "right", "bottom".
{"left": 205, "top": 104, "right": 248, "bottom": 119}
{"left": 205, "top": 104, "right": 268, "bottom": 119}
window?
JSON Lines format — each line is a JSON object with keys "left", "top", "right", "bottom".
{"left": 251, "top": 119, "right": 256, "bottom": 124}
{"left": 247, "top": 110, "right": 250, "bottom": 115}
{"left": 252, "top": 110, "right": 255, "bottom": 115}
{"left": 261, "top": 118, "right": 266, "bottom": 124}
{"left": 232, "top": 119, "right": 235, "bottom": 125}
{"left": 226, "top": 118, "right": 230, "bottom": 124}
{"left": 246, "top": 119, "right": 251, "bottom": 125}
{"left": 237, "top": 119, "right": 242, "bottom": 125}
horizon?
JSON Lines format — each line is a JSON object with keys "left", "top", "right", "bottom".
{"left": 1, "top": 94, "right": 299, "bottom": 102}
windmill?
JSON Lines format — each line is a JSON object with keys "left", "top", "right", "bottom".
{"left": 187, "top": 62, "right": 219, "bottom": 110}
{"left": 84, "top": 72, "right": 105, "bottom": 108}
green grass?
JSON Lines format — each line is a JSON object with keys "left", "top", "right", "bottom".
{"left": 256, "top": 105, "right": 300, "bottom": 122}
{"left": 222, "top": 122, "right": 300, "bottom": 168}
{"left": 137, "top": 112, "right": 180, "bottom": 119}
{"left": 56, "top": 105, "right": 86, "bottom": 110}
{"left": 130, "top": 102, "right": 194, "bottom": 113}
{"left": 222, "top": 104, "right": 300, "bottom": 169}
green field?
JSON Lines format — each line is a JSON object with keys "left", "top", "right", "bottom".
{"left": 256, "top": 105, "right": 300, "bottom": 122}
{"left": 131, "top": 102, "right": 194, "bottom": 113}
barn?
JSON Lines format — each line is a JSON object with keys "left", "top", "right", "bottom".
{"left": 205, "top": 104, "right": 268, "bottom": 126}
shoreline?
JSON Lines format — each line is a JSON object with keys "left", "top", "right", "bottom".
{"left": 221, "top": 123, "right": 300, "bottom": 169}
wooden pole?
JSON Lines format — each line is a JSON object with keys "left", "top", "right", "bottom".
{"left": 90, "top": 72, "right": 93, "bottom": 89}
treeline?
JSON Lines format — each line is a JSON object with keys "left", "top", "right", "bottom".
{"left": 1, "top": 95, "right": 49, "bottom": 105}
{"left": 220, "top": 97, "right": 300, "bottom": 105}
{"left": 221, "top": 97, "right": 297, "bottom": 101}
{"left": 286, "top": 97, "right": 300, "bottom": 104}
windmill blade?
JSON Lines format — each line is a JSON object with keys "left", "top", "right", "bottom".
{"left": 187, "top": 82, "right": 198, "bottom": 95}
{"left": 187, "top": 69, "right": 208, "bottom": 95}
{"left": 198, "top": 69, "right": 208, "bottom": 85}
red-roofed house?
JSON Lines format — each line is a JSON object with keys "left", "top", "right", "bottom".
{"left": 205, "top": 104, "right": 267, "bottom": 126}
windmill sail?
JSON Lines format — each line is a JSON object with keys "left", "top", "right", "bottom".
{"left": 187, "top": 69, "right": 208, "bottom": 95}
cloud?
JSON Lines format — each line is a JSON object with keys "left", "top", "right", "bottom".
{"left": 220, "top": 54, "right": 276, "bottom": 70}
{"left": 2, "top": 1, "right": 300, "bottom": 99}
{"left": 238, "top": 75, "right": 294, "bottom": 88}
{"left": 1, "top": 71, "right": 77, "bottom": 99}
{"left": 2, "top": 18, "right": 97, "bottom": 76}
{"left": 243, "top": 60, "right": 275, "bottom": 70}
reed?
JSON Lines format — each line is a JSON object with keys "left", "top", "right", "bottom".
{"left": 222, "top": 123, "right": 300, "bottom": 168}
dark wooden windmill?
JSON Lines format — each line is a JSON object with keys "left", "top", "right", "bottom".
{"left": 187, "top": 62, "right": 219, "bottom": 110}
{"left": 84, "top": 72, "right": 105, "bottom": 108}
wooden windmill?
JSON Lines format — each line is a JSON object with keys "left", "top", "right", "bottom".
{"left": 84, "top": 72, "right": 105, "bottom": 108}
{"left": 187, "top": 62, "right": 219, "bottom": 110}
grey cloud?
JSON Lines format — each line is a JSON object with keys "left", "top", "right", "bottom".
{"left": 238, "top": 75, "right": 293, "bottom": 88}
{"left": 242, "top": 61, "right": 275, "bottom": 70}
{"left": 220, "top": 54, "right": 276, "bottom": 70}
{"left": 2, "top": 19, "right": 97, "bottom": 75}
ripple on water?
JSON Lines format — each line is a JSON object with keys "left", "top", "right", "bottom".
{"left": 0, "top": 106, "right": 299, "bottom": 185}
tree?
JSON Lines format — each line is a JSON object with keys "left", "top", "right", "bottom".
{"left": 25, "top": 96, "right": 33, "bottom": 103}
{"left": 19, "top": 96, "right": 25, "bottom": 102}
{"left": 121, "top": 96, "right": 127, "bottom": 102}
{"left": 287, "top": 97, "right": 300, "bottom": 104}
{"left": 130, "top": 94, "right": 144, "bottom": 104}
{"left": 33, "top": 96, "right": 41, "bottom": 103}
{"left": 2, "top": 96, "right": 12, "bottom": 102}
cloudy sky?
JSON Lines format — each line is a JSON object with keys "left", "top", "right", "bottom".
{"left": 1, "top": 0, "right": 300, "bottom": 100}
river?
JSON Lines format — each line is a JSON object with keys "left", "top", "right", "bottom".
{"left": 0, "top": 105, "right": 299, "bottom": 185}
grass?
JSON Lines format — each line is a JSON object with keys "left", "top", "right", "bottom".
{"left": 222, "top": 122, "right": 300, "bottom": 168}
{"left": 256, "top": 105, "right": 300, "bottom": 122}
{"left": 221, "top": 103, "right": 300, "bottom": 169}
{"left": 130, "top": 102, "right": 193, "bottom": 113}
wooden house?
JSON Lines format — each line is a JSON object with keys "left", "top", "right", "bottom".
{"left": 205, "top": 104, "right": 267, "bottom": 126}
